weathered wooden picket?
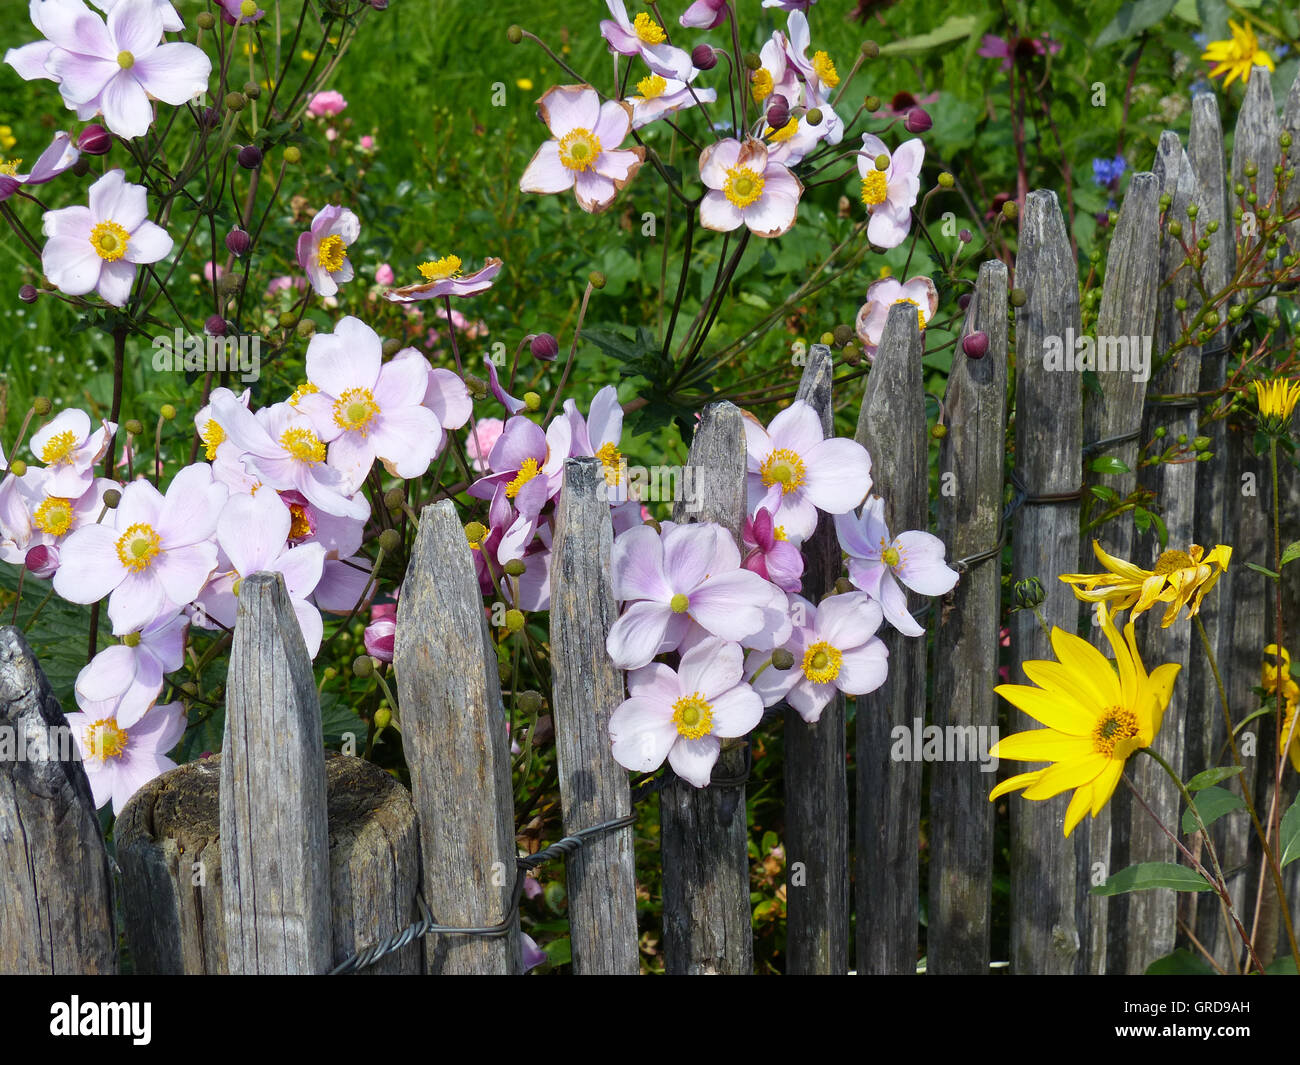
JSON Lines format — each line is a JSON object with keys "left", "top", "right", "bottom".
{"left": 3, "top": 69, "right": 1300, "bottom": 974}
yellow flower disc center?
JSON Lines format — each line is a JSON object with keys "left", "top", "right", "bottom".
{"left": 860, "top": 169, "right": 888, "bottom": 206}
{"left": 750, "top": 68, "right": 774, "bottom": 102}
{"left": 1092, "top": 707, "right": 1141, "bottom": 758}
{"left": 669, "top": 592, "right": 690, "bottom": 614}
{"left": 288, "top": 502, "right": 312, "bottom": 540}
{"left": 672, "top": 691, "right": 714, "bottom": 739}
{"left": 279, "top": 426, "right": 327, "bottom": 463}
{"left": 1152, "top": 549, "right": 1195, "bottom": 576}
{"left": 558, "top": 128, "right": 602, "bottom": 172}
{"left": 117, "top": 50, "right": 134, "bottom": 69}
{"left": 40, "top": 429, "right": 79, "bottom": 465}
{"left": 759, "top": 447, "right": 806, "bottom": 494}
{"left": 90, "top": 220, "right": 129, "bottom": 262}
{"left": 288, "top": 381, "right": 319, "bottom": 406}
{"left": 633, "top": 12, "right": 667, "bottom": 44}
{"left": 724, "top": 165, "right": 766, "bottom": 209}
{"left": 801, "top": 640, "right": 843, "bottom": 684}
{"left": 505, "top": 457, "right": 541, "bottom": 499}
{"left": 894, "top": 296, "right": 926, "bottom": 331}
{"left": 200, "top": 419, "right": 226, "bottom": 460}
{"left": 881, "top": 545, "right": 901, "bottom": 568}
{"left": 86, "top": 718, "right": 129, "bottom": 760}
{"left": 33, "top": 497, "right": 74, "bottom": 536}
{"left": 812, "top": 51, "right": 840, "bottom": 87}
{"left": 316, "top": 234, "right": 348, "bottom": 272}
{"left": 637, "top": 75, "right": 667, "bottom": 100}
{"left": 418, "top": 254, "right": 462, "bottom": 281}
{"left": 773, "top": 525, "right": 788, "bottom": 541}
{"left": 0, "top": 159, "right": 20, "bottom": 177}
{"left": 595, "top": 440, "right": 622, "bottom": 485}
{"left": 115, "top": 522, "right": 162, "bottom": 572}
{"left": 767, "top": 118, "right": 799, "bottom": 143}
{"left": 333, "top": 386, "right": 380, "bottom": 435}
{"left": 240, "top": 0, "right": 258, "bottom": 15}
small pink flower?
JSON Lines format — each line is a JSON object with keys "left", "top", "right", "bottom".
{"left": 76, "top": 611, "right": 187, "bottom": 728}
{"left": 856, "top": 134, "right": 923, "bottom": 249}
{"left": 680, "top": 0, "right": 728, "bottom": 29}
{"left": 599, "top": 0, "right": 693, "bottom": 79}
{"left": 520, "top": 85, "right": 644, "bottom": 214}
{"left": 467, "top": 417, "right": 505, "bottom": 472}
{"left": 295, "top": 204, "right": 359, "bottom": 297}
{"left": 699, "top": 138, "right": 801, "bottom": 238}
{"left": 383, "top": 256, "right": 502, "bottom": 304}
{"left": 67, "top": 696, "right": 186, "bottom": 815}
{"left": 741, "top": 498, "right": 804, "bottom": 593}
{"left": 266, "top": 274, "right": 308, "bottom": 297}
{"left": 978, "top": 33, "right": 1061, "bottom": 73}
{"left": 204, "top": 260, "right": 223, "bottom": 282}
{"left": 0, "top": 131, "right": 79, "bottom": 203}
{"left": 364, "top": 617, "right": 395, "bottom": 661}
{"left": 854, "top": 275, "right": 938, "bottom": 358}
{"left": 374, "top": 262, "right": 394, "bottom": 285}
{"left": 359, "top": 135, "right": 375, "bottom": 150}
{"left": 325, "top": 127, "right": 338, "bottom": 142}
{"left": 29, "top": 407, "right": 117, "bottom": 497}
{"left": 307, "top": 90, "right": 348, "bottom": 117}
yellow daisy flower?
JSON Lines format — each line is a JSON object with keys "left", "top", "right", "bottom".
{"left": 1059, "top": 539, "right": 1231, "bottom": 628}
{"left": 990, "top": 607, "right": 1181, "bottom": 837}
{"left": 1254, "top": 378, "right": 1300, "bottom": 432}
{"left": 1201, "top": 20, "right": 1275, "bottom": 89}
{"left": 1262, "top": 645, "right": 1300, "bottom": 773}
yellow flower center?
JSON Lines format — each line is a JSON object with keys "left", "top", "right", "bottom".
{"left": 40, "top": 429, "right": 79, "bottom": 465}
{"left": 773, "top": 525, "right": 788, "bottom": 542}
{"left": 633, "top": 12, "right": 667, "bottom": 44}
{"left": 670, "top": 592, "right": 690, "bottom": 613}
{"left": 317, "top": 234, "right": 348, "bottom": 273}
{"left": 895, "top": 296, "right": 926, "bottom": 331}
{"left": 766, "top": 118, "right": 799, "bottom": 143}
{"left": 1152, "top": 549, "right": 1195, "bottom": 576}
{"left": 90, "top": 220, "right": 129, "bottom": 262}
{"left": 801, "top": 640, "right": 843, "bottom": 684}
{"left": 505, "top": 457, "right": 541, "bottom": 499}
{"left": 759, "top": 447, "right": 806, "bottom": 494}
{"left": 200, "top": 419, "right": 225, "bottom": 460}
{"left": 85, "top": 718, "right": 129, "bottom": 761}
{"left": 724, "top": 165, "right": 766, "bottom": 209}
{"left": 115, "top": 522, "right": 162, "bottom": 572}
{"left": 418, "top": 254, "right": 462, "bottom": 281}
{"left": 240, "top": 0, "right": 257, "bottom": 15}
{"left": 0, "top": 158, "right": 20, "bottom": 177}
{"left": 333, "top": 387, "right": 381, "bottom": 434}
{"left": 288, "top": 381, "right": 319, "bottom": 406}
{"left": 1092, "top": 707, "right": 1141, "bottom": 758}
{"left": 121, "top": 631, "right": 141, "bottom": 647}
{"left": 636, "top": 75, "right": 668, "bottom": 100}
{"left": 595, "top": 440, "right": 622, "bottom": 485}
{"left": 750, "top": 68, "right": 774, "bottom": 102}
{"left": 33, "top": 497, "right": 74, "bottom": 536}
{"left": 279, "top": 426, "right": 327, "bottom": 463}
{"left": 117, "top": 50, "right": 134, "bottom": 69}
{"left": 287, "top": 502, "right": 312, "bottom": 540}
{"left": 558, "top": 128, "right": 602, "bottom": 172}
{"left": 881, "top": 545, "right": 901, "bottom": 569}
{"left": 812, "top": 50, "right": 839, "bottom": 87}
{"left": 672, "top": 691, "right": 714, "bottom": 740}
{"left": 860, "top": 169, "right": 888, "bottom": 206}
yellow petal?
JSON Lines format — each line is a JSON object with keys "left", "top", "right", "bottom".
{"left": 1090, "top": 759, "right": 1125, "bottom": 816}
{"left": 1019, "top": 660, "right": 1105, "bottom": 732}
{"left": 1050, "top": 626, "right": 1122, "bottom": 708}
{"left": 1091, "top": 539, "right": 1149, "bottom": 581}
{"left": 1064, "top": 784, "right": 1093, "bottom": 837}
{"left": 989, "top": 768, "right": 1046, "bottom": 802}
{"left": 996, "top": 682, "right": 1096, "bottom": 736}
{"left": 993, "top": 729, "right": 1094, "bottom": 763}
{"left": 1022, "top": 754, "right": 1109, "bottom": 800}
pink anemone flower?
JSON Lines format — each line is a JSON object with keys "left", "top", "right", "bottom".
{"left": 599, "top": 0, "right": 693, "bottom": 80}
{"left": 67, "top": 695, "right": 186, "bottom": 815}
{"left": 698, "top": 138, "right": 801, "bottom": 238}
{"left": 76, "top": 610, "right": 187, "bottom": 728}
{"left": 383, "top": 255, "right": 501, "bottom": 304}
{"left": 741, "top": 497, "right": 804, "bottom": 593}
{"left": 628, "top": 71, "right": 717, "bottom": 130}
{"left": 296, "top": 204, "right": 359, "bottom": 297}
{"left": 0, "top": 131, "right": 79, "bottom": 202}
{"left": 468, "top": 414, "right": 571, "bottom": 519}
{"left": 29, "top": 407, "right": 116, "bottom": 496}
{"left": 857, "top": 134, "right": 923, "bottom": 249}
{"left": 854, "top": 275, "right": 938, "bottom": 358}
{"left": 306, "top": 89, "right": 346, "bottom": 116}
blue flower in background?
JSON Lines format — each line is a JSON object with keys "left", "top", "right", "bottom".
{"left": 1092, "top": 155, "right": 1127, "bottom": 187}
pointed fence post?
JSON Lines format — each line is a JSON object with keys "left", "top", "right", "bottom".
{"left": 221, "top": 572, "right": 333, "bottom": 974}
{"left": 0, "top": 626, "right": 116, "bottom": 974}
{"left": 660, "top": 401, "right": 754, "bottom": 975}
{"left": 549, "top": 456, "right": 639, "bottom": 974}
{"left": 855, "top": 303, "right": 926, "bottom": 975}
{"left": 396, "top": 500, "right": 520, "bottom": 974}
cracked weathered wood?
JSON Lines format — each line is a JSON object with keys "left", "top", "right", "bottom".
{"left": 0, "top": 626, "right": 116, "bottom": 974}
{"left": 785, "top": 343, "right": 849, "bottom": 975}
{"left": 661, "top": 401, "right": 753, "bottom": 974}
{"left": 549, "top": 456, "right": 639, "bottom": 975}
{"left": 119, "top": 753, "right": 420, "bottom": 974}
{"left": 855, "top": 302, "right": 926, "bottom": 975}
{"left": 929, "top": 260, "right": 1007, "bottom": 974}
{"left": 221, "top": 571, "right": 333, "bottom": 974}
{"left": 397, "top": 500, "right": 520, "bottom": 974}
{"left": 1009, "top": 189, "right": 1087, "bottom": 974}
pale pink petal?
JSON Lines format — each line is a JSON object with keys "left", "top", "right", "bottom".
{"left": 53, "top": 523, "right": 125, "bottom": 603}
{"left": 519, "top": 140, "right": 574, "bottom": 195}
{"left": 678, "top": 635, "right": 743, "bottom": 697}
{"left": 108, "top": 569, "right": 170, "bottom": 632}
{"left": 707, "top": 684, "right": 763, "bottom": 737}
{"left": 606, "top": 599, "right": 674, "bottom": 670}
{"left": 835, "top": 640, "right": 889, "bottom": 695}
{"left": 699, "top": 189, "right": 742, "bottom": 231}
{"left": 150, "top": 541, "right": 217, "bottom": 608}
{"left": 611, "top": 524, "right": 670, "bottom": 602}
{"left": 124, "top": 219, "right": 171, "bottom": 263}
{"left": 100, "top": 69, "right": 155, "bottom": 139}
{"left": 609, "top": 696, "right": 678, "bottom": 773}
{"left": 667, "top": 734, "right": 720, "bottom": 787}
{"left": 573, "top": 169, "right": 617, "bottom": 212}
{"left": 538, "top": 84, "right": 600, "bottom": 136}
{"left": 131, "top": 41, "right": 210, "bottom": 104}
{"left": 96, "top": 258, "right": 136, "bottom": 306}
{"left": 686, "top": 569, "right": 770, "bottom": 641}
{"left": 626, "top": 661, "right": 682, "bottom": 702}
{"left": 801, "top": 437, "right": 872, "bottom": 514}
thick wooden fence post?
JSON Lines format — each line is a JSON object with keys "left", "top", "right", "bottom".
{"left": 549, "top": 456, "right": 639, "bottom": 974}
{"left": 0, "top": 626, "right": 116, "bottom": 974}
{"left": 221, "top": 572, "right": 333, "bottom": 974}
{"left": 660, "top": 401, "right": 753, "bottom": 975}
{"left": 397, "top": 500, "right": 520, "bottom": 974}
{"left": 785, "top": 342, "right": 849, "bottom": 975}
{"left": 929, "top": 259, "right": 1008, "bottom": 974}
{"left": 855, "top": 302, "right": 926, "bottom": 974}
{"left": 1009, "top": 189, "right": 1087, "bottom": 974}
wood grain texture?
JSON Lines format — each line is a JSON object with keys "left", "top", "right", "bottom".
{"left": 0, "top": 625, "right": 116, "bottom": 974}
{"left": 854, "top": 302, "right": 926, "bottom": 975}
{"left": 660, "top": 401, "right": 753, "bottom": 974}
{"left": 396, "top": 500, "right": 520, "bottom": 974}
{"left": 1082, "top": 171, "right": 1158, "bottom": 975}
{"left": 549, "top": 456, "right": 639, "bottom": 975}
{"left": 784, "top": 343, "right": 850, "bottom": 975}
{"left": 221, "top": 571, "right": 333, "bottom": 974}
{"left": 1009, "top": 189, "right": 1087, "bottom": 975}
{"left": 928, "top": 260, "right": 1008, "bottom": 974}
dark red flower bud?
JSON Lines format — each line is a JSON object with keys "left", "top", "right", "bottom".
{"left": 766, "top": 99, "right": 790, "bottom": 130}
{"left": 530, "top": 332, "right": 559, "bottom": 361}
{"left": 691, "top": 44, "right": 717, "bottom": 70}
{"left": 957, "top": 293, "right": 972, "bottom": 311}
{"left": 237, "top": 144, "right": 263, "bottom": 169}
{"left": 903, "top": 106, "right": 932, "bottom": 134}
{"left": 962, "top": 331, "right": 989, "bottom": 359}
{"left": 19, "top": 284, "right": 38, "bottom": 304}
{"left": 226, "top": 227, "right": 251, "bottom": 256}
{"left": 205, "top": 314, "right": 228, "bottom": 337}
{"left": 78, "top": 124, "right": 111, "bottom": 155}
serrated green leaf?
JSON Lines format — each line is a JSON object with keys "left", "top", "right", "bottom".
{"left": 1145, "top": 948, "right": 1217, "bottom": 974}
{"left": 1280, "top": 541, "right": 1300, "bottom": 568}
{"left": 1095, "top": 0, "right": 1179, "bottom": 48}
{"left": 1090, "top": 862, "right": 1213, "bottom": 896}
{"left": 1181, "top": 786, "right": 1244, "bottom": 834}
{"left": 1186, "top": 765, "right": 1244, "bottom": 790}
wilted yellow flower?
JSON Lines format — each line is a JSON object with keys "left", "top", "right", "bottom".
{"left": 1263, "top": 645, "right": 1300, "bottom": 772}
{"left": 1202, "top": 20, "right": 1275, "bottom": 88}
{"left": 1254, "top": 378, "right": 1300, "bottom": 431}
{"left": 1060, "top": 540, "right": 1231, "bottom": 628}
{"left": 990, "top": 606, "right": 1180, "bottom": 837}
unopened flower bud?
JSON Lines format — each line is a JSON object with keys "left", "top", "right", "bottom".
{"left": 1013, "top": 577, "right": 1045, "bottom": 609}
{"left": 771, "top": 648, "right": 795, "bottom": 670}
{"left": 832, "top": 324, "right": 854, "bottom": 347}
{"left": 226, "top": 227, "right": 251, "bottom": 256}
{"left": 1009, "top": 288, "right": 1027, "bottom": 307}
{"left": 904, "top": 107, "right": 932, "bottom": 133}
{"left": 504, "top": 558, "right": 527, "bottom": 577}
{"left": 374, "top": 707, "right": 392, "bottom": 729}
{"left": 465, "top": 521, "right": 487, "bottom": 544}
{"left": 78, "top": 124, "right": 112, "bottom": 155}
{"left": 957, "top": 293, "right": 972, "bottom": 311}
{"left": 524, "top": 391, "right": 541, "bottom": 411}
{"left": 861, "top": 39, "right": 880, "bottom": 58}
{"left": 198, "top": 106, "right": 221, "bottom": 130}
{"left": 517, "top": 690, "right": 545, "bottom": 714}
{"left": 196, "top": 11, "right": 215, "bottom": 30}
{"left": 124, "top": 418, "right": 144, "bottom": 435}
{"left": 530, "top": 332, "right": 559, "bottom": 361}
{"left": 296, "top": 319, "right": 316, "bottom": 338}
{"left": 1001, "top": 200, "right": 1018, "bottom": 220}
{"left": 1167, "top": 220, "right": 1182, "bottom": 238}
{"left": 284, "top": 145, "right": 302, "bottom": 164}
{"left": 743, "top": 52, "right": 762, "bottom": 71}
{"left": 962, "top": 331, "right": 989, "bottom": 359}
{"left": 160, "top": 404, "right": 177, "bottom": 421}
{"left": 243, "top": 80, "right": 261, "bottom": 100}
{"left": 931, "top": 423, "right": 948, "bottom": 439}
{"left": 237, "top": 144, "right": 262, "bottom": 169}
{"left": 352, "top": 655, "right": 374, "bottom": 678}
{"left": 383, "top": 487, "right": 405, "bottom": 510}
{"left": 205, "top": 314, "right": 227, "bottom": 337}
{"left": 381, "top": 337, "right": 402, "bottom": 356}
{"left": 642, "top": 517, "right": 661, "bottom": 533}
{"left": 32, "top": 395, "right": 51, "bottom": 416}
{"left": 833, "top": 577, "right": 854, "bottom": 595}
{"left": 225, "top": 91, "right": 247, "bottom": 112}
{"left": 278, "top": 311, "right": 297, "bottom": 328}
{"left": 72, "top": 156, "right": 92, "bottom": 177}
{"left": 19, "top": 284, "right": 38, "bottom": 304}
{"left": 805, "top": 107, "right": 823, "bottom": 126}
{"left": 959, "top": 228, "right": 972, "bottom": 243}
{"left": 504, "top": 608, "right": 525, "bottom": 632}
{"left": 842, "top": 344, "right": 861, "bottom": 365}
{"left": 588, "top": 270, "right": 606, "bottom": 289}
{"left": 506, "top": 24, "right": 523, "bottom": 44}
{"left": 766, "top": 99, "right": 790, "bottom": 130}
{"left": 102, "top": 488, "right": 121, "bottom": 508}
{"left": 864, "top": 95, "right": 881, "bottom": 111}
{"left": 692, "top": 43, "right": 717, "bottom": 70}
{"left": 378, "top": 528, "right": 402, "bottom": 553}
{"left": 25, "top": 545, "right": 57, "bottom": 578}
{"left": 8, "top": 460, "right": 27, "bottom": 477}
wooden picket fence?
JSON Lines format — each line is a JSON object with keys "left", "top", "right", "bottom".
{"left": 3, "top": 72, "right": 1300, "bottom": 975}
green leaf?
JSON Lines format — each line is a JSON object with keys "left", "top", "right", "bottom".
{"left": 1245, "top": 562, "right": 1281, "bottom": 579}
{"left": 1280, "top": 541, "right": 1300, "bottom": 568}
{"left": 1196, "top": 0, "right": 1230, "bottom": 40}
{"left": 1095, "top": 0, "right": 1179, "bottom": 48}
{"left": 1281, "top": 798, "right": 1300, "bottom": 869}
{"left": 542, "top": 936, "right": 571, "bottom": 968}
{"left": 1186, "top": 765, "right": 1244, "bottom": 790}
{"left": 1145, "top": 948, "right": 1217, "bottom": 974}
{"left": 1090, "top": 862, "right": 1214, "bottom": 896}
{"left": 1089, "top": 455, "right": 1132, "bottom": 476}
{"left": 879, "top": 14, "right": 981, "bottom": 54}
{"left": 1181, "top": 786, "right": 1244, "bottom": 834}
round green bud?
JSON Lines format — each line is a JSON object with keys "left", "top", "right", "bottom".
{"left": 465, "top": 522, "right": 487, "bottom": 543}
{"left": 937, "top": 171, "right": 954, "bottom": 188}
{"left": 1176, "top": 433, "right": 1188, "bottom": 445}
{"left": 124, "top": 418, "right": 144, "bottom": 435}
{"left": 180, "top": 680, "right": 199, "bottom": 695}
{"left": 296, "top": 319, "right": 316, "bottom": 338}
{"left": 1158, "top": 193, "right": 1172, "bottom": 210}
{"left": 517, "top": 690, "right": 545, "bottom": 714}
{"left": 806, "top": 108, "right": 823, "bottom": 126}
{"left": 1173, "top": 297, "right": 1187, "bottom": 311}
{"left": 860, "top": 39, "right": 880, "bottom": 57}
{"left": 1244, "top": 161, "right": 1257, "bottom": 178}
{"left": 743, "top": 52, "right": 762, "bottom": 71}
{"left": 1192, "top": 436, "right": 1211, "bottom": 451}
{"left": 283, "top": 146, "right": 302, "bottom": 164}
{"left": 1203, "top": 310, "right": 1220, "bottom": 327}
{"left": 524, "top": 391, "right": 541, "bottom": 411}
{"left": 1167, "top": 221, "right": 1182, "bottom": 237}
{"left": 771, "top": 648, "right": 795, "bottom": 670}
{"left": 588, "top": 270, "right": 606, "bottom": 289}
{"left": 1282, "top": 131, "right": 1293, "bottom": 149}
{"left": 1247, "top": 191, "right": 1258, "bottom": 205}
{"left": 383, "top": 487, "right": 405, "bottom": 510}
{"left": 1001, "top": 200, "right": 1018, "bottom": 220}
{"left": 1013, "top": 577, "right": 1045, "bottom": 610}
{"left": 225, "top": 91, "right": 247, "bottom": 112}
{"left": 1197, "top": 237, "right": 1210, "bottom": 250}
{"left": 323, "top": 666, "right": 338, "bottom": 681}
{"left": 8, "top": 460, "right": 27, "bottom": 477}
{"left": 504, "top": 558, "right": 527, "bottom": 577}
{"left": 1196, "top": 451, "right": 1213, "bottom": 462}
{"left": 874, "top": 152, "right": 889, "bottom": 170}
{"left": 378, "top": 528, "right": 402, "bottom": 553}
{"left": 160, "top": 403, "right": 176, "bottom": 421}
{"left": 1186, "top": 204, "right": 1198, "bottom": 219}
{"left": 1009, "top": 288, "right": 1027, "bottom": 307}
{"left": 243, "top": 80, "right": 261, "bottom": 100}
{"left": 507, "top": 24, "right": 523, "bottom": 44}
{"left": 643, "top": 517, "right": 661, "bottom": 533}
{"left": 352, "top": 655, "right": 374, "bottom": 678}
{"left": 1154, "top": 425, "right": 1167, "bottom": 439}
{"left": 864, "top": 95, "right": 880, "bottom": 111}
{"left": 381, "top": 337, "right": 402, "bottom": 356}
{"left": 32, "top": 396, "right": 52, "bottom": 416}
{"left": 279, "top": 311, "right": 297, "bottom": 328}
{"left": 504, "top": 608, "right": 525, "bottom": 633}
{"left": 1206, "top": 219, "right": 1219, "bottom": 233}
{"left": 842, "top": 343, "right": 861, "bottom": 366}
{"left": 832, "top": 324, "right": 854, "bottom": 347}
{"left": 930, "top": 424, "right": 948, "bottom": 439}
{"left": 374, "top": 707, "right": 392, "bottom": 729}
{"left": 196, "top": 11, "right": 215, "bottom": 30}
{"left": 102, "top": 487, "right": 121, "bottom": 507}
{"left": 833, "top": 577, "right": 854, "bottom": 595}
